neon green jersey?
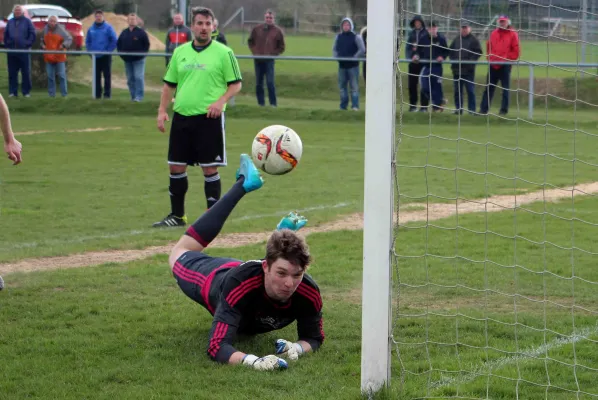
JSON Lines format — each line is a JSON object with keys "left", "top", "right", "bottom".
{"left": 164, "top": 40, "right": 242, "bottom": 116}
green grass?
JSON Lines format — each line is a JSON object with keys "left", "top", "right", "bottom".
{"left": 1, "top": 201, "right": 597, "bottom": 398}
{"left": 1, "top": 112, "right": 598, "bottom": 262}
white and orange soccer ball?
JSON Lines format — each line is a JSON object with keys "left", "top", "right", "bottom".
{"left": 251, "top": 125, "right": 303, "bottom": 175}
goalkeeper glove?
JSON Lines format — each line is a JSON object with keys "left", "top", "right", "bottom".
{"left": 276, "top": 211, "right": 308, "bottom": 232}
{"left": 242, "top": 354, "right": 288, "bottom": 371}
{"left": 275, "top": 339, "right": 304, "bottom": 361}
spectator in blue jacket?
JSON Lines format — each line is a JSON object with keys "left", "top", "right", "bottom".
{"left": 332, "top": 17, "right": 365, "bottom": 110}
{"left": 418, "top": 21, "right": 449, "bottom": 112}
{"left": 117, "top": 13, "right": 150, "bottom": 102}
{"left": 4, "top": 5, "right": 36, "bottom": 98}
{"left": 85, "top": 10, "right": 117, "bottom": 99}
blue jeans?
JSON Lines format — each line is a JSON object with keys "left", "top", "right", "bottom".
{"left": 7, "top": 52, "right": 31, "bottom": 96}
{"left": 254, "top": 60, "right": 276, "bottom": 106}
{"left": 338, "top": 66, "right": 359, "bottom": 110}
{"left": 46, "top": 62, "right": 67, "bottom": 97}
{"left": 453, "top": 74, "right": 475, "bottom": 112}
{"left": 480, "top": 65, "right": 511, "bottom": 114}
{"left": 420, "top": 64, "right": 444, "bottom": 108}
{"left": 124, "top": 59, "right": 145, "bottom": 101}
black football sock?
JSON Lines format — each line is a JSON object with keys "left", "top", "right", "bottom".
{"left": 185, "top": 177, "right": 245, "bottom": 247}
{"left": 169, "top": 172, "right": 188, "bottom": 218}
{"left": 204, "top": 172, "right": 221, "bottom": 209}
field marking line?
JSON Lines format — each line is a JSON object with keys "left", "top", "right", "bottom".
{"left": 429, "top": 324, "right": 598, "bottom": 390}
{"left": 1, "top": 182, "right": 598, "bottom": 275}
{"left": 16, "top": 127, "right": 123, "bottom": 136}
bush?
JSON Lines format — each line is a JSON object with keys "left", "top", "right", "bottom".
{"left": 30, "top": 30, "right": 78, "bottom": 89}
{"left": 277, "top": 13, "right": 295, "bottom": 29}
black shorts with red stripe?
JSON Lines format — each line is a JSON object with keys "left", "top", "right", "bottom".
{"left": 172, "top": 251, "right": 241, "bottom": 313}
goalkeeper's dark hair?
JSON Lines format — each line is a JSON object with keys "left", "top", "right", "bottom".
{"left": 266, "top": 230, "right": 311, "bottom": 270}
{"left": 191, "top": 6, "right": 215, "bottom": 23}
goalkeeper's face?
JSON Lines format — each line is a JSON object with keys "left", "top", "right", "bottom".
{"left": 262, "top": 258, "right": 305, "bottom": 302}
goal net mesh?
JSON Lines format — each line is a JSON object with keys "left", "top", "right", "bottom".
{"left": 391, "top": 0, "right": 598, "bottom": 398}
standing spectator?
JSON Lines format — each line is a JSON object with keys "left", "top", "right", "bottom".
{"left": 332, "top": 17, "right": 365, "bottom": 111}
{"left": 418, "top": 21, "right": 449, "bottom": 112}
{"left": 4, "top": 5, "right": 35, "bottom": 98}
{"left": 41, "top": 15, "right": 72, "bottom": 98}
{"left": 248, "top": 10, "right": 285, "bottom": 107}
{"left": 165, "top": 13, "right": 192, "bottom": 66}
{"left": 448, "top": 22, "right": 482, "bottom": 115}
{"left": 86, "top": 10, "right": 117, "bottom": 100}
{"left": 406, "top": 15, "right": 428, "bottom": 111}
{"left": 360, "top": 26, "right": 367, "bottom": 82}
{"left": 480, "top": 15, "right": 520, "bottom": 115}
{"left": 117, "top": 13, "right": 150, "bottom": 102}
{"left": 212, "top": 18, "right": 227, "bottom": 45}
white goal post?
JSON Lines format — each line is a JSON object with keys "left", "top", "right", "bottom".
{"left": 360, "top": 0, "right": 398, "bottom": 394}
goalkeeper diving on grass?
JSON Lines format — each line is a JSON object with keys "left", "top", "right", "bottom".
{"left": 168, "top": 153, "right": 324, "bottom": 371}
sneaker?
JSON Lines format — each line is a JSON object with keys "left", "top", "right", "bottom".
{"left": 408, "top": 106, "right": 417, "bottom": 112}
{"left": 152, "top": 213, "right": 187, "bottom": 228}
{"left": 352, "top": 107, "right": 359, "bottom": 111}
{"left": 24, "top": 94, "right": 31, "bottom": 98}
{"left": 276, "top": 211, "right": 308, "bottom": 231}
{"left": 236, "top": 153, "right": 263, "bottom": 193}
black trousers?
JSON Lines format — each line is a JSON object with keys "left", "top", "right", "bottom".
{"left": 408, "top": 62, "right": 428, "bottom": 108}
{"left": 94, "top": 55, "right": 112, "bottom": 99}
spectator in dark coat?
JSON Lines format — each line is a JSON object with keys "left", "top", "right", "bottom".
{"left": 405, "top": 15, "right": 428, "bottom": 111}
{"left": 417, "top": 21, "right": 449, "bottom": 112}
{"left": 449, "top": 22, "right": 482, "bottom": 114}
{"left": 212, "top": 19, "right": 227, "bottom": 45}
{"left": 4, "top": 4, "right": 36, "bottom": 97}
{"left": 117, "top": 13, "right": 150, "bottom": 102}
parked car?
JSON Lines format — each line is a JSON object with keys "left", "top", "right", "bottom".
{"left": 0, "top": 4, "right": 84, "bottom": 49}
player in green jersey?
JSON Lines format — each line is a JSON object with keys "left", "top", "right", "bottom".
{"left": 154, "top": 7, "right": 242, "bottom": 228}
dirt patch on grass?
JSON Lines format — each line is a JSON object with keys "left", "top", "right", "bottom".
{"left": 16, "top": 127, "right": 123, "bottom": 136}
{"left": 515, "top": 77, "right": 566, "bottom": 97}
{"left": 2, "top": 182, "right": 598, "bottom": 275}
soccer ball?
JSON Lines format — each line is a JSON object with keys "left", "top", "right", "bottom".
{"left": 251, "top": 125, "right": 303, "bottom": 175}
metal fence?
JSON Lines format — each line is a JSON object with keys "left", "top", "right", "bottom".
{"left": 1, "top": 48, "right": 597, "bottom": 120}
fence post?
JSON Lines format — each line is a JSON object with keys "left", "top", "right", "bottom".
{"left": 294, "top": 8, "right": 298, "bottom": 34}
{"left": 528, "top": 64, "right": 534, "bottom": 120}
{"left": 91, "top": 53, "right": 96, "bottom": 99}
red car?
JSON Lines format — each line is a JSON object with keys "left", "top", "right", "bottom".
{"left": 0, "top": 4, "right": 84, "bottom": 49}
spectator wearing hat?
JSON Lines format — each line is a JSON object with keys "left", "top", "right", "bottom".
{"left": 480, "top": 15, "right": 520, "bottom": 115}
{"left": 448, "top": 21, "right": 482, "bottom": 115}
{"left": 417, "top": 21, "right": 449, "bottom": 112}
{"left": 406, "top": 15, "right": 428, "bottom": 111}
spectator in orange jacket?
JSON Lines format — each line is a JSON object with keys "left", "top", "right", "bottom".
{"left": 41, "top": 15, "right": 72, "bottom": 98}
{"left": 479, "top": 15, "right": 520, "bottom": 115}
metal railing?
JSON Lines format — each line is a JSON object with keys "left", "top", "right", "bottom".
{"left": 1, "top": 48, "right": 597, "bottom": 119}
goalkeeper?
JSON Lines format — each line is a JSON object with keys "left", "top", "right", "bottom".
{"left": 168, "top": 153, "right": 324, "bottom": 371}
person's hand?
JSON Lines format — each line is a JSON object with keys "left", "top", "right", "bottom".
{"left": 276, "top": 211, "right": 308, "bottom": 231}
{"left": 412, "top": 54, "right": 420, "bottom": 63}
{"left": 4, "top": 138, "right": 22, "bottom": 165}
{"left": 207, "top": 99, "right": 225, "bottom": 119}
{"left": 242, "top": 354, "right": 289, "bottom": 371}
{"left": 157, "top": 110, "right": 169, "bottom": 133}
{"left": 275, "top": 339, "right": 304, "bottom": 361}
{"left": 436, "top": 56, "right": 444, "bottom": 62}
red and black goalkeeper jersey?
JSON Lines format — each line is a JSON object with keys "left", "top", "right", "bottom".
{"left": 202, "top": 259, "right": 325, "bottom": 363}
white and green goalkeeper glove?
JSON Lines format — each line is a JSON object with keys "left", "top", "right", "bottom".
{"left": 242, "top": 354, "right": 288, "bottom": 371}
{"left": 276, "top": 211, "right": 308, "bottom": 231}
{"left": 275, "top": 339, "right": 304, "bottom": 361}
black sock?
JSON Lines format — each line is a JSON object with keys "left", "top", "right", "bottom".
{"left": 169, "top": 172, "right": 188, "bottom": 218}
{"left": 204, "top": 172, "right": 221, "bottom": 209}
{"left": 185, "top": 177, "right": 245, "bottom": 247}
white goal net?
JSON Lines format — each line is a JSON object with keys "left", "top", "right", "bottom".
{"left": 363, "top": 0, "right": 598, "bottom": 398}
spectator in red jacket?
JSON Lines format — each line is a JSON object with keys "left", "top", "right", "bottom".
{"left": 480, "top": 15, "right": 520, "bottom": 115}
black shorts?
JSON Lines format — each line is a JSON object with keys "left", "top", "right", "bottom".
{"left": 168, "top": 112, "right": 227, "bottom": 167}
{"left": 172, "top": 251, "right": 241, "bottom": 312}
